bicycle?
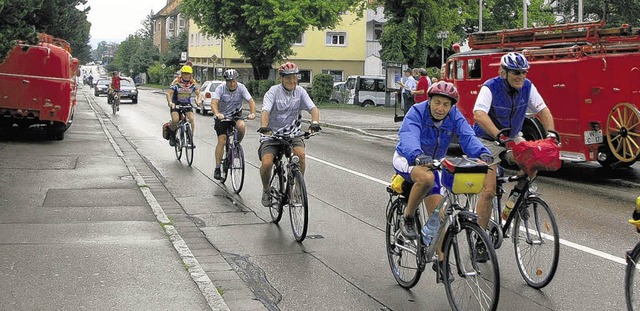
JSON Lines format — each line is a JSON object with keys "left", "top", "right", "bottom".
{"left": 173, "top": 104, "right": 195, "bottom": 166}
{"left": 385, "top": 157, "right": 500, "bottom": 311}
{"left": 463, "top": 128, "right": 561, "bottom": 289}
{"left": 111, "top": 90, "right": 120, "bottom": 115}
{"left": 217, "top": 116, "right": 249, "bottom": 194}
{"left": 625, "top": 196, "right": 640, "bottom": 311}
{"left": 266, "top": 132, "right": 315, "bottom": 243}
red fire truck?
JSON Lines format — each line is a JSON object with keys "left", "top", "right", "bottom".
{"left": 443, "top": 21, "right": 640, "bottom": 168}
{"left": 0, "top": 34, "right": 79, "bottom": 140}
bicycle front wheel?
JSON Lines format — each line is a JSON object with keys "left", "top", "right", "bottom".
{"left": 444, "top": 221, "right": 500, "bottom": 311}
{"left": 288, "top": 170, "right": 308, "bottom": 242}
{"left": 385, "top": 198, "right": 422, "bottom": 289}
{"left": 512, "top": 196, "right": 560, "bottom": 289}
{"left": 112, "top": 97, "right": 118, "bottom": 115}
{"left": 269, "top": 164, "right": 285, "bottom": 223}
{"left": 626, "top": 241, "right": 640, "bottom": 311}
{"left": 184, "top": 123, "right": 194, "bottom": 166}
{"left": 174, "top": 128, "right": 183, "bottom": 161}
{"left": 230, "top": 144, "right": 245, "bottom": 194}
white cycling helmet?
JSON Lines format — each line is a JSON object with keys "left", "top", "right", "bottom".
{"left": 500, "top": 52, "right": 530, "bottom": 71}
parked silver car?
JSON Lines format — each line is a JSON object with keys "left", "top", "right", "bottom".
{"left": 198, "top": 80, "right": 224, "bottom": 115}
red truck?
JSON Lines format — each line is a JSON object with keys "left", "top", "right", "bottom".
{"left": 443, "top": 21, "right": 640, "bottom": 168}
{"left": 0, "top": 34, "right": 79, "bottom": 140}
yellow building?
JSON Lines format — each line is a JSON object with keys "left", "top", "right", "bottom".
{"left": 187, "top": 11, "right": 369, "bottom": 84}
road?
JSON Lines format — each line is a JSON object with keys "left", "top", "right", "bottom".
{"left": 18, "top": 85, "right": 640, "bottom": 310}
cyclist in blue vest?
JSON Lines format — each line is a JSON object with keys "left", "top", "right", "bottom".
{"left": 166, "top": 65, "right": 202, "bottom": 147}
{"left": 473, "top": 52, "right": 556, "bottom": 236}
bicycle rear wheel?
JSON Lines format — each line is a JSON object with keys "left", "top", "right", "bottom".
{"left": 174, "top": 128, "right": 183, "bottom": 161}
{"left": 219, "top": 144, "right": 229, "bottom": 183}
{"left": 385, "top": 198, "right": 422, "bottom": 288}
{"left": 626, "top": 241, "right": 640, "bottom": 311}
{"left": 512, "top": 196, "right": 559, "bottom": 289}
{"left": 184, "top": 123, "right": 194, "bottom": 166}
{"left": 269, "top": 164, "right": 285, "bottom": 223}
{"left": 444, "top": 221, "right": 500, "bottom": 311}
{"left": 288, "top": 170, "right": 308, "bottom": 242}
{"left": 230, "top": 143, "right": 245, "bottom": 194}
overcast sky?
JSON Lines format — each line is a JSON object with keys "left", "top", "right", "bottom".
{"left": 80, "top": 0, "right": 167, "bottom": 48}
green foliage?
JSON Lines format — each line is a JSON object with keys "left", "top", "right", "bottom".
{"left": 311, "top": 74, "right": 334, "bottom": 103}
{"left": 148, "top": 62, "right": 176, "bottom": 85}
{"left": 554, "top": 0, "right": 640, "bottom": 25}
{"left": 160, "top": 31, "right": 188, "bottom": 68}
{"left": 245, "top": 80, "right": 259, "bottom": 97}
{"left": 258, "top": 80, "right": 277, "bottom": 98}
{"left": 181, "top": 0, "right": 362, "bottom": 79}
{"left": 0, "top": 0, "right": 91, "bottom": 63}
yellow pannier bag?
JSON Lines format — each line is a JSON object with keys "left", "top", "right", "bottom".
{"left": 441, "top": 157, "right": 488, "bottom": 194}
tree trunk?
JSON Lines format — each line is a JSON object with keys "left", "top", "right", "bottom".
{"left": 251, "top": 62, "right": 273, "bottom": 80}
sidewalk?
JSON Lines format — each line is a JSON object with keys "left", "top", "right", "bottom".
{"left": 0, "top": 95, "right": 239, "bottom": 310}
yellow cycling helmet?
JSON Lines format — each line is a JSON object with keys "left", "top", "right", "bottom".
{"left": 180, "top": 65, "right": 193, "bottom": 74}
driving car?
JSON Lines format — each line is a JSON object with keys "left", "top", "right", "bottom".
{"left": 198, "top": 80, "right": 224, "bottom": 115}
{"left": 94, "top": 79, "right": 110, "bottom": 96}
{"left": 118, "top": 78, "right": 138, "bottom": 104}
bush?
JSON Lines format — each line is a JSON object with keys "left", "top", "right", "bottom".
{"left": 258, "top": 79, "right": 276, "bottom": 97}
{"left": 310, "top": 74, "right": 334, "bottom": 103}
{"left": 246, "top": 80, "right": 259, "bottom": 97}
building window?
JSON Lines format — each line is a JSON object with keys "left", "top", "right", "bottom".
{"left": 178, "top": 15, "right": 185, "bottom": 28}
{"left": 190, "top": 34, "right": 194, "bottom": 46}
{"left": 168, "top": 17, "right": 175, "bottom": 32}
{"left": 326, "top": 32, "right": 346, "bottom": 46}
{"left": 322, "top": 70, "right": 343, "bottom": 82}
{"left": 294, "top": 33, "right": 305, "bottom": 46}
{"left": 298, "top": 70, "right": 312, "bottom": 84}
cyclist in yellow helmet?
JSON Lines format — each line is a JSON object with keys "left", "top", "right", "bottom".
{"left": 166, "top": 65, "right": 202, "bottom": 147}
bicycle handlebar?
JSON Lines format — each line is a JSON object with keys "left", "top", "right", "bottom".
{"left": 494, "top": 128, "right": 561, "bottom": 147}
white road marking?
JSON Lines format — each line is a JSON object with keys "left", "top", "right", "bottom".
{"left": 307, "top": 155, "right": 630, "bottom": 266}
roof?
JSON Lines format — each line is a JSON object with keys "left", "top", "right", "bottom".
{"left": 154, "top": 0, "right": 181, "bottom": 18}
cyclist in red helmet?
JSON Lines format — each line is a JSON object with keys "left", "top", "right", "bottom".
{"left": 394, "top": 81, "right": 492, "bottom": 279}
{"left": 257, "top": 62, "right": 321, "bottom": 207}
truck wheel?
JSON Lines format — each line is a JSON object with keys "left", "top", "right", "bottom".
{"left": 606, "top": 103, "right": 640, "bottom": 163}
{"left": 47, "top": 129, "right": 64, "bottom": 141}
{"left": 361, "top": 100, "right": 375, "bottom": 107}
{"left": 132, "top": 97, "right": 138, "bottom": 104}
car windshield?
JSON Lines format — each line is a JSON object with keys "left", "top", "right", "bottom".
{"left": 97, "top": 80, "right": 109, "bottom": 86}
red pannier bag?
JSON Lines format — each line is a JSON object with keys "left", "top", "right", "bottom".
{"left": 507, "top": 138, "right": 561, "bottom": 176}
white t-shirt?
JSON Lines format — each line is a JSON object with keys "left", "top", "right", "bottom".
{"left": 262, "top": 84, "right": 316, "bottom": 136}
{"left": 212, "top": 83, "right": 252, "bottom": 116}
{"left": 473, "top": 84, "right": 547, "bottom": 114}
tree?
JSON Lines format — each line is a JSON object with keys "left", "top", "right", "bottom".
{"left": 161, "top": 30, "right": 187, "bottom": 69}
{"left": 136, "top": 10, "right": 155, "bottom": 39}
{"left": 181, "top": 0, "right": 363, "bottom": 79}
{"left": 552, "top": 0, "right": 640, "bottom": 25}
{"left": 0, "top": 0, "right": 92, "bottom": 63}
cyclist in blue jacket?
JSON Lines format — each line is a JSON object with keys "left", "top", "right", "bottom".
{"left": 395, "top": 81, "right": 492, "bottom": 240}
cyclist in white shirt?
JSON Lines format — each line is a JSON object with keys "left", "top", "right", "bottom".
{"left": 212, "top": 69, "right": 257, "bottom": 180}
{"left": 257, "top": 62, "right": 321, "bottom": 207}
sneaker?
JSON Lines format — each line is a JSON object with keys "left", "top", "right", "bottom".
{"left": 213, "top": 168, "right": 221, "bottom": 180}
{"left": 432, "top": 260, "right": 454, "bottom": 283}
{"left": 169, "top": 135, "right": 176, "bottom": 147}
{"left": 117, "top": 106, "right": 119, "bottom": 111}
{"left": 400, "top": 215, "right": 419, "bottom": 240}
{"left": 473, "top": 239, "right": 489, "bottom": 263}
{"left": 191, "top": 143, "right": 196, "bottom": 149}
{"left": 261, "top": 189, "right": 271, "bottom": 207}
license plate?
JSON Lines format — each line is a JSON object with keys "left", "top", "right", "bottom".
{"left": 584, "top": 130, "right": 603, "bottom": 145}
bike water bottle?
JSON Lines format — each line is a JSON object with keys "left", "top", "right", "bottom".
{"left": 422, "top": 210, "right": 441, "bottom": 247}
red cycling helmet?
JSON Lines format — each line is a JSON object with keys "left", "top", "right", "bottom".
{"left": 427, "top": 81, "right": 459, "bottom": 105}
{"left": 278, "top": 62, "right": 299, "bottom": 76}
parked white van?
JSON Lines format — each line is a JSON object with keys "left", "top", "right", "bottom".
{"left": 344, "top": 75, "right": 396, "bottom": 107}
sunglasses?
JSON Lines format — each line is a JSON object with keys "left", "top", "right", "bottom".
{"left": 509, "top": 70, "right": 528, "bottom": 76}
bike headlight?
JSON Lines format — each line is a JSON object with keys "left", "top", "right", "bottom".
{"left": 291, "top": 156, "right": 300, "bottom": 164}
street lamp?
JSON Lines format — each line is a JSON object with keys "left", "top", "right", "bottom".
{"left": 437, "top": 31, "right": 449, "bottom": 66}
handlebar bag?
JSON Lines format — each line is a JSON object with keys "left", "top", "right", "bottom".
{"left": 442, "top": 157, "right": 488, "bottom": 194}
{"left": 508, "top": 138, "right": 561, "bottom": 176}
